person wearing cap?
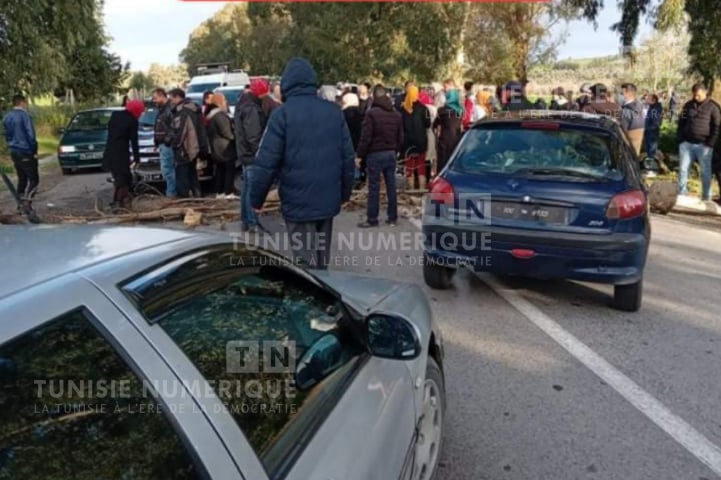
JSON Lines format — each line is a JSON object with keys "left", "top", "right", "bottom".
{"left": 251, "top": 58, "right": 355, "bottom": 269}
{"left": 235, "top": 78, "right": 272, "bottom": 233}
{"left": 102, "top": 99, "right": 145, "bottom": 210}
{"left": 581, "top": 83, "right": 622, "bottom": 121}
{"left": 501, "top": 81, "right": 535, "bottom": 111}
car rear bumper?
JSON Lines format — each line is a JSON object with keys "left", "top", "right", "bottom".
{"left": 422, "top": 224, "right": 649, "bottom": 285}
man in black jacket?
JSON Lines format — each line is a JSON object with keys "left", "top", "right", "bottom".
{"left": 234, "top": 78, "right": 270, "bottom": 232}
{"left": 621, "top": 83, "right": 646, "bottom": 158}
{"left": 677, "top": 83, "right": 721, "bottom": 200}
{"left": 356, "top": 85, "right": 404, "bottom": 228}
{"left": 152, "top": 88, "right": 176, "bottom": 197}
{"left": 168, "top": 88, "right": 209, "bottom": 198}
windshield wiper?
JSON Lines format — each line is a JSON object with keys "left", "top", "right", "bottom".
{"left": 516, "top": 167, "right": 608, "bottom": 180}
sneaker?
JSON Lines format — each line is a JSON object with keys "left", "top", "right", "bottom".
{"left": 386, "top": 220, "right": 398, "bottom": 227}
{"left": 225, "top": 193, "right": 240, "bottom": 200}
{"left": 357, "top": 221, "right": 379, "bottom": 228}
{"left": 215, "top": 194, "right": 225, "bottom": 200}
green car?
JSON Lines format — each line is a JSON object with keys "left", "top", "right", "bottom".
{"left": 57, "top": 108, "right": 120, "bottom": 174}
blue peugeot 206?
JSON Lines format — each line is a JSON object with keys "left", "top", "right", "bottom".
{"left": 422, "top": 111, "right": 651, "bottom": 312}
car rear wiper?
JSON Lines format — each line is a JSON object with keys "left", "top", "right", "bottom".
{"left": 516, "top": 167, "right": 609, "bottom": 180}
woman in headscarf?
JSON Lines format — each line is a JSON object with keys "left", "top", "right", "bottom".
{"left": 475, "top": 89, "right": 493, "bottom": 121}
{"left": 401, "top": 85, "right": 431, "bottom": 189}
{"left": 319, "top": 85, "right": 339, "bottom": 103}
{"left": 206, "top": 92, "right": 237, "bottom": 199}
{"left": 341, "top": 92, "right": 363, "bottom": 152}
{"left": 433, "top": 88, "right": 463, "bottom": 175}
{"left": 102, "top": 99, "right": 144, "bottom": 210}
{"left": 342, "top": 92, "right": 364, "bottom": 186}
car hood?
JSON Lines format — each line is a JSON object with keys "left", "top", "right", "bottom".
{"left": 61, "top": 129, "right": 107, "bottom": 144}
{"left": 312, "top": 271, "right": 431, "bottom": 325}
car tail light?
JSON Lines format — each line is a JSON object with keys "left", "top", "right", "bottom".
{"left": 511, "top": 249, "right": 536, "bottom": 259}
{"left": 606, "top": 190, "right": 646, "bottom": 219}
{"left": 429, "top": 176, "right": 455, "bottom": 205}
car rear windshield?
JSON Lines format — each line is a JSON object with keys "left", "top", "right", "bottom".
{"left": 67, "top": 110, "right": 114, "bottom": 131}
{"left": 452, "top": 124, "right": 620, "bottom": 180}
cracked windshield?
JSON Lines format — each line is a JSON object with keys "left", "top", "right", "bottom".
{"left": 1, "top": 0, "right": 720, "bottom": 479}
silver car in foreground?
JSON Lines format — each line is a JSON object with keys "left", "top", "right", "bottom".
{"left": 0, "top": 226, "right": 445, "bottom": 480}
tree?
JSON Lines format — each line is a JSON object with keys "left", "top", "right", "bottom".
{"left": 147, "top": 64, "right": 190, "bottom": 89}
{"left": 128, "top": 72, "right": 155, "bottom": 93}
{"left": 464, "top": 1, "right": 582, "bottom": 84}
{"left": 0, "top": 0, "right": 125, "bottom": 106}
{"left": 568, "top": 0, "right": 721, "bottom": 95}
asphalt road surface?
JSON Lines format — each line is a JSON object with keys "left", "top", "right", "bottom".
{"left": 3, "top": 168, "right": 721, "bottom": 480}
{"left": 250, "top": 209, "right": 721, "bottom": 480}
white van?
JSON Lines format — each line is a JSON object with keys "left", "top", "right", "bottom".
{"left": 186, "top": 68, "right": 250, "bottom": 105}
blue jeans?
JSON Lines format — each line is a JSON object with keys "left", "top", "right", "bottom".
{"left": 159, "top": 145, "right": 176, "bottom": 197}
{"left": 366, "top": 151, "right": 398, "bottom": 224}
{"left": 644, "top": 129, "right": 659, "bottom": 160}
{"left": 241, "top": 166, "right": 259, "bottom": 227}
{"left": 679, "top": 141, "right": 713, "bottom": 199}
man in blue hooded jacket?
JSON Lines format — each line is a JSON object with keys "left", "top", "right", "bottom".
{"left": 251, "top": 58, "right": 355, "bottom": 270}
{"left": 3, "top": 95, "right": 39, "bottom": 203}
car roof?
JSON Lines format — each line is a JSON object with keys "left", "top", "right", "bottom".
{"left": 476, "top": 110, "right": 620, "bottom": 130}
{"left": 0, "top": 226, "right": 200, "bottom": 301}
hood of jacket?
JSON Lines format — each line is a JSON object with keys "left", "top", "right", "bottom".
{"left": 177, "top": 98, "right": 200, "bottom": 114}
{"left": 280, "top": 58, "right": 318, "bottom": 100}
{"left": 372, "top": 95, "right": 394, "bottom": 112}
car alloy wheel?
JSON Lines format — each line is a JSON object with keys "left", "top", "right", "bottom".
{"left": 413, "top": 362, "right": 443, "bottom": 480}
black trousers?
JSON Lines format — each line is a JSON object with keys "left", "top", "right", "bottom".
{"left": 214, "top": 161, "right": 235, "bottom": 195}
{"left": 176, "top": 162, "right": 200, "bottom": 198}
{"left": 110, "top": 165, "right": 133, "bottom": 206}
{"left": 285, "top": 218, "right": 334, "bottom": 270}
{"left": 11, "top": 152, "right": 39, "bottom": 200}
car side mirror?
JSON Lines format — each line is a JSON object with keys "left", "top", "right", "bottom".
{"left": 366, "top": 313, "right": 422, "bottom": 360}
{"left": 295, "top": 333, "right": 344, "bottom": 391}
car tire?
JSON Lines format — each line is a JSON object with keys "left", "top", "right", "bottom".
{"left": 423, "top": 261, "right": 454, "bottom": 290}
{"left": 61, "top": 167, "right": 72, "bottom": 175}
{"left": 613, "top": 278, "right": 643, "bottom": 312}
{"left": 414, "top": 357, "right": 445, "bottom": 480}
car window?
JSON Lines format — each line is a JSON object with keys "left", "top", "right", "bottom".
{"left": 122, "top": 247, "right": 364, "bottom": 479}
{"left": 453, "top": 126, "right": 620, "bottom": 179}
{"left": 219, "top": 89, "right": 243, "bottom": 106}
{"left": 67, "top": 110, "right": 114, "bottom": 131}
{"left": 0, "top": 309, "right": 201, "bottom": 480}
{"left": 188, "top": 83, "right": 221, "bottom": 94}
{"left": 139, "top": 107, "right": 158, "bottom": 127}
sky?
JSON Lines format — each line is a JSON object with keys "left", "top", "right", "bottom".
{"left": 103, "top": 0, "right": 654, "bottom": 72}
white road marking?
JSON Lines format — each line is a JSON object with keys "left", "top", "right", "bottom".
{"left": 409, "top": 216, "right": 721, "bottom": 476}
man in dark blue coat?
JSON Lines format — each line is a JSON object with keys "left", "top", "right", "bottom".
{"left": 251, "top": 58, "right": 355, "bottom": 270}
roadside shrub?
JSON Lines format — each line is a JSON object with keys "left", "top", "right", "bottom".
{"left": 29, "top": 105, "right": 77, "bottom": 136}
{"left": 659, "top": 121, "right": 678, "bottom": 169}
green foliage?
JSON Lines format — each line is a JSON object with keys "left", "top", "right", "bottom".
{"left": 181, "top": 3, "right": 468, "bottom": 84}
{"left": 0, "top": 0, "right": 124, "bottom": 108}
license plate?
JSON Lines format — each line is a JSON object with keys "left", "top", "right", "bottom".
{"left": 142, "top": 173, "right": 164, "bottom": 181}
{"left": 79, "top": 152, "right": 103, "bottom": 160}
{"left": 491, "top": 202, "right": 568, "bottom": 224}
{"left": 140, "top": 147, "right": 157, "bottom": 154}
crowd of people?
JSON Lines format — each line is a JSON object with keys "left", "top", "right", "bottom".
{"left": 4, "top": 58, "right": 721, "bottom": 265}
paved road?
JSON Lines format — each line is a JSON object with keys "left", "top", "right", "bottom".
{"left": 251, "top": 210, "right": 721, "bottom": 480}
{"left": 4, "top": 169, "right": 721, "bottom": 479}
